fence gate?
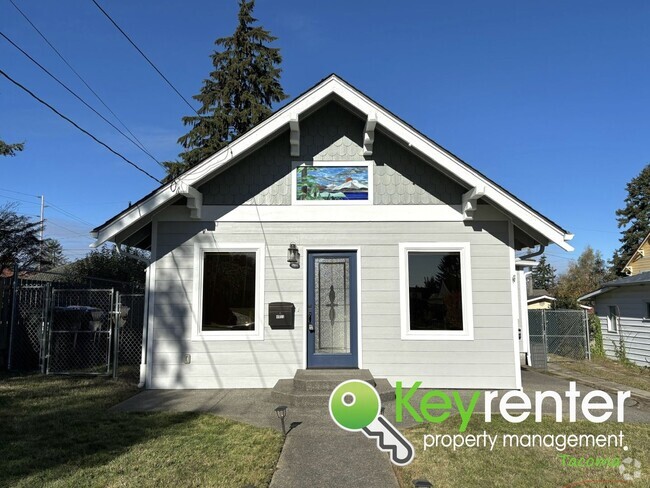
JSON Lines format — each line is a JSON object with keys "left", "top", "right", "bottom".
{"left": 47, "top": 289, "right": 116, "bottom": 375}
{"left": 528, "top": 309, "right": 590, "bottom": 369}
{"left": 117, "top": 294, "right": 145, "bottom": 366}
{"left": 7, "top": 283, "right": 50, "bottom": 372}
{"left": 528, "top": 310, "right": 548, "bottom": 369}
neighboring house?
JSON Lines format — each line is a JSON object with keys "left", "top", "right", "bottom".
{"left": 26, "top": 264, "right": 73, "bottom": 282}
{"left": 527, "top": 289, "right": 556, "bottom": 310}
{"left": 579, "top": 272, "right": 650, "bottom": 367}
{"left": 91, "top": 74, "right": 573, "bottom": 390}
{"left": 623, "top": 232, "right": 650, "bottom": 276}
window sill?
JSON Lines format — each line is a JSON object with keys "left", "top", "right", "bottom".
{"left": 193, "top": 331, "right": 265, "bottom": 341}
{"left": 401, "top": 331, "right": 474, "bottom": 341}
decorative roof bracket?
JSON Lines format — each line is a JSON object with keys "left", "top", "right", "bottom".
{"left": 178, "top": 183, "right": 203, "bottom": 219}
{"left": 289, "top": 113, "right": 300, "bottom": 157}
{"left": 462, "top": 186, "right": 486, "bottom": 220}
{"left": 363, "top": 112, "right": 377, "bottom": 156}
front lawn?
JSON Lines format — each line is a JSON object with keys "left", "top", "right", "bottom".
{"left": 555, "top": 356, "right": 650, "bottom": 393}
{"left": 396, "top": 416, "right": 650, "bottom": 488}
{"left": 0, "top": 373, "right": 283, "bottom": 487}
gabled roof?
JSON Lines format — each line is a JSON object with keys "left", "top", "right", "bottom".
{"left": 527, "top": 295, "right": 556, "bottom": 304}
{"left": 578, "top": 271, "right": 650, "bottom": 301}
{"left": 91, "top": 74, "right": 574, "bottom": 251}
{"left": 623, "top": 231, "right": 650, "bottom": 274}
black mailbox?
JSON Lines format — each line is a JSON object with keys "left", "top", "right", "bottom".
{"left": 269, "top": 302, "right": 295, "bottom": 329}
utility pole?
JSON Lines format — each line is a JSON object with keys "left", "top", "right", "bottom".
{"left": 39, "top": 195, "right": 44, "bottom": 270}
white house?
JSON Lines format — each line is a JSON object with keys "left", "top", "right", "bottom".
{"left": 91, "top": 74, "right": 573, "bottom": 390}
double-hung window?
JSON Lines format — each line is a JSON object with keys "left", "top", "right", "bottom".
{"left": 399, "top": 242, "right": 474, "bottom": 340}
{"left": 193, "top": 243, "right": 265, "bottom": 340}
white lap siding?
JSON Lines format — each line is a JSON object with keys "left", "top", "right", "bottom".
{"left": 596, "top": 287, "right": 650, "bottom": 367}
{"left": 148, "top": 216, "right": 517, "bottom": 389}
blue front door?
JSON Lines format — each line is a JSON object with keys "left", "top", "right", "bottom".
{"left": 307, "top": 251, "right": 359, "bottom": 368}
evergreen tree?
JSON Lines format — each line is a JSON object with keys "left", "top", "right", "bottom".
{"left": 41, "top": 238, "right": 67, "bottom": 270}
{"left": 554, "top": 246, "right": 608, "bottom": 308}
{"left": 531, "top": 255, "right": 556, "bottom": 290}
{"left": 0, "top": 139, "right": 24, "bottom": 157}
{"left": 164, "top": 0, "right": 287, "bottom": 181}
{"left": 0, "top": 203, "right": 41, "bottom": 272}
{"left": 611, "top": 164, "right": 650, "bottom": 275}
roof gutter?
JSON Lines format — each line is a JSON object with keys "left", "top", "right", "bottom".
{"left": 578, "top": 287, "right": 612, "bottom": 302}
{"left": 518, "top": 244, "right": 545, "bottom": 261}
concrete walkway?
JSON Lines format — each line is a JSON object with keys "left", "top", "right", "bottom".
{"left": 269, "top": 414, "right": 399, "bottom": 488}
{"left": 113, "top": 388, "right": 399, "bottom": 488}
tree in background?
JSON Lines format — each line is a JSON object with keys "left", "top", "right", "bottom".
{"left": 611, "top": 163, "right": 650, "bottom": 275}
{"left": 163, "top": 0, "right": 287, "bottom": 181}
{"left": 531, "top": 255, "right": 556, "bottom": 290}
{"left": 0, "top": 203, "right": 41, "bottom": 272}
{"left": 554, "top": 246, "right": 608, "bottom": 308}
{"left": 63, "top": 245, "right": 147, "bottom": 285}
{"left": 0, "top": 139, "right": 24, "bottom": 157}
{"left": 41, "top": 238, "right": 67, "bottom": 270}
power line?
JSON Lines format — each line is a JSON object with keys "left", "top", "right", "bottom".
{"left": 0, "top": 193, "right": 40, "bottom": 206}
{"left": 47, "top": 202, "right": 95, "bottom": 227}
{"left": 0, "top": 68, "right": 162, "bottom": 183}
{"left": 570, "top": 227, "right": 619, "bottom": 235}
{"left": 545, "top": 253, "right": 576, "bottom": 262}
{"left": 0, "top": 31, "right": 165, "bottom": 169}
{"left": 0, "top": 187, "right": 99, "bottom": 229}
{"left": 0, "top": 189, "right": 127, "bottom": 206}
{"left": 91, "top": 0, "right": 200, "bottom": 115}
{"left": 46, "top": 220, "right": 94, "bottom": 239}
{"left": 0, "top": 187, "right": 39, "bottom": 199}
{"left": 7, "top": 0, "right": 159, "bottom": 160}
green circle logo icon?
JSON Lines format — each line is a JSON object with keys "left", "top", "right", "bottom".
{"left": 329, "top": 379, "right": 380, "bottom": 431}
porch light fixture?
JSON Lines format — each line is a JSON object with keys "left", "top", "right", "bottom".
{"left": 275, "top": 405, "right": 288, "bottom": 435}
{"left": 287, "top": 243, "right": 300, "bottom": 269}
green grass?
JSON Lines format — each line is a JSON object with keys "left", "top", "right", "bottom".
{"left": 555, "top": 357, "right": 650, "bottom": 393}
{"left": 396, "top": 416, "right": 650, "bottom": 488}
{"left": 0, "top": 373, "right": 283, "bottom": 488}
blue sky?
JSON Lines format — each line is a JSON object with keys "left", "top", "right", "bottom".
{"left": 1, "top": 1, "right": 648, "bottom": 271}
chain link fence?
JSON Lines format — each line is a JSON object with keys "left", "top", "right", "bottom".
{"left": 528, "top": 309, "right": 590, "bottom": 369}
{"left": 0, "top": 270, "right": 144, "bottom": 379}
{"left": 528, "top": 310, "right": 548, "bottom": 369}
{"left": 117, "top": 294, "right": 145, "bottom": 366}
{"left": 47, "top": 289, "right": 115, "bottom": 375}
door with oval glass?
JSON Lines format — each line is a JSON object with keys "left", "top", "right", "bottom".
{"left": 306, "top": 251, "right": 358, "bottom": 368}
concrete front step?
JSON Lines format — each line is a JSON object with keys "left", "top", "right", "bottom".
{"left": 293, "top": 368, "right": 375, "bottom": 391}
{"left": 271, "top": 370, "right": 394, "bottom": 407}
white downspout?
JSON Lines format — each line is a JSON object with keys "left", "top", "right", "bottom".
{"left": 139, "top": 265, "right": 151, "bottom": 388}
{"left": 520, "top": 271, "right": 532, "bottom": 366}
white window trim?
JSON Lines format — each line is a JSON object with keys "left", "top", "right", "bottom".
{"left": 192, "top": 242, "right": 265, "bottom": 341}
{"left": 399, "top": 242, "right": 474, "bottom": 341}
{"left": 291, "top": 160, "right": 374, "bottom": 205}
{"left": 607, "top": 306, "right": 618, "bottom": 333}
